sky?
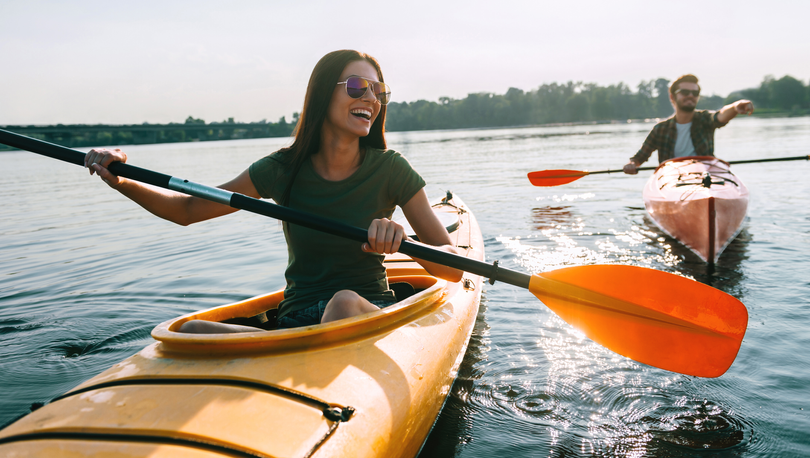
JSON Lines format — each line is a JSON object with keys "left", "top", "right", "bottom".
{"left": 1, "top": 0, "right": 808, "bottom": 126}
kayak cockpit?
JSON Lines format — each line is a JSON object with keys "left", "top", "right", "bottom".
{"left": 151, "top": 274, "right": 450, "bottom": 355}
{"left": 151, "top": 196, "right": 470, "bottom": 355}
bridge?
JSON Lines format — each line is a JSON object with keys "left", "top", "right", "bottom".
{"left": 0, "top": 122, "right": 294, "bottom": 150}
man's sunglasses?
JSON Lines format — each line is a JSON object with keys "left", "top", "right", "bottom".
{"left": 337, "top": 76, "right": 392, "bottom": 105}
{"left": 676, "top": 88, "right": 700, "bottom": 97}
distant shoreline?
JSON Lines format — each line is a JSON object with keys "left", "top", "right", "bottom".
{"left": 0, "top": 118, "right": 642, "bottom": 152}
{"left": 4, "top": 72, "right": 807, "bottom": 152}
{"left": 1, "top": 112, "right": 808, "bottom": 152}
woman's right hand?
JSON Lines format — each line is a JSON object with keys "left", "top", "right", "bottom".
{"left": 363, "top": 218, "right": 407, "bottom": 255}
{"left": 84, "top": 148, "right": 127, "bottom": 187}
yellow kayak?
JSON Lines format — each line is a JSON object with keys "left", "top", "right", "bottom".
{"left": 0, "top": 194, "right": 484, "bottom": 458}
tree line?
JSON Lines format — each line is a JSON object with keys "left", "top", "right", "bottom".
{"left": 384, "top": 74, "right": 809, "bottom": 132}
{"left": 731, "top": 75, "right": 810, "bottom": 114}
{"left": 0, "top": 116, "right": 297, "bottom": 150}
{"left": 2, "top": 75, "right": 807, "bottom": 151}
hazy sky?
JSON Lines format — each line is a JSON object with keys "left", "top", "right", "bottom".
{"left": 1, "top": 0, "right": 808, "bottom": 125}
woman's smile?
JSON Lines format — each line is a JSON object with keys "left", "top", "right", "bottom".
{"left": 350, "top": 107, "right": 373, "bottom": 120}
{"left": 324, "top": 60, "right": 382, "bottom": 137}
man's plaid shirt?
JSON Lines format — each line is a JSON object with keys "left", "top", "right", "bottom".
{"left": 631, "top": 110, "right": 728, "bottom": 165}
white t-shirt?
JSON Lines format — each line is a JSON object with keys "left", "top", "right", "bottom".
{"left": 674, "top": 122, "right": 696, "bottom": 157}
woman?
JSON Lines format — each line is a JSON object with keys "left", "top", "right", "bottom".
{"left": 84, "top": 50, "right": 462, "bottom": 332}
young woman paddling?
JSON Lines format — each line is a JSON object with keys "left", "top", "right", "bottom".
{"left": 83, "top": 50, "right": 462, "bottom": 332}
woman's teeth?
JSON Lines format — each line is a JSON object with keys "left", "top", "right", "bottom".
{"left": 351, "top": 109, "right": 371, "bottom": 120}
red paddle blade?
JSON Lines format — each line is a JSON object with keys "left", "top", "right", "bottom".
{"left": 529, "top": 265, "right": 748, "bottom": 377}
{"left": 527, "top": 170, "right": 588, "bottom": 186}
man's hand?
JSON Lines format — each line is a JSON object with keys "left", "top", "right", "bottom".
{"left": 718, "top": 99, "right": 754, "bottom": 124}
{"left": 623, "top": 161, "right": 639, "bottom": 175}
{"left": 735, "top": 100, "right": 754, "bottom": 115}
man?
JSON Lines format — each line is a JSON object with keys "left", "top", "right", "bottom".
{"left": 623, "top": 74, "right": 754, "bottom": 174}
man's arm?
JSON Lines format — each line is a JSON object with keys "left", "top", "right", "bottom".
{"left": 624, "top": 126, "right": 660, "bottom": 174}
{"left": 717, "top": 99, "right": 754, "bottom": 125}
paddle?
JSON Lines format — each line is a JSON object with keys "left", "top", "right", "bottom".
{"left": 528, "top": 154, "right": 810, "bottom": 186}
{"left": 0, "top": 129, "right": 748, "bottom": 378}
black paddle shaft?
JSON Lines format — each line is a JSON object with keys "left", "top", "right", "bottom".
{"left": 0, "top": 129, "right": 531, "bottom": 289}
{"left": 588, "top": 155, "right": 810, "bottom": 175}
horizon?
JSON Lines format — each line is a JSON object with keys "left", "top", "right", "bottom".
{"left": 2, "top": 1, "right": 808, "bottom": 125}
{"left": 0, "top": 79, "right": 762, "bottom": 128}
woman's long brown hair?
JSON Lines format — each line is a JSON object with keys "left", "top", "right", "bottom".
{"left": 280, "top": 50, "right": 387, "bottom": 207}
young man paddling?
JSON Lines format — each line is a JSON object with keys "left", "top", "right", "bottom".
{"left": 623, "top": 74, "right": 754, "bottom": 174}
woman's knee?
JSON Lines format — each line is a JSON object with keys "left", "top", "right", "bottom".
{"left": 322, "top": 290, "right": 378, "bottom": 322}
{"left": 330, "top": 290, "right": 363, "bottom": 308}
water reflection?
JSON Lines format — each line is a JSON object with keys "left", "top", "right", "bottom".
{"left": 418, "top": 297, "right": 491, "bottom": 458}
{"left": 394, "top": 128, "right": 611, "bottom": 147}
{"left": 8, "top": 118, "right": 810, "bottom": 457}
{"left": 484, "top": 203, "right": 753, "bottom": 457}
{"left": 645, "top": 399, "right": 751, "bottom": 454}
{"left": 530, "top": 205, "right": 578, "bottom": 231}
{"left": 473, "top": 309, "right": 752, "bottom": 457}
{"left": 683, "top": 233, "right": 750, "bottom": 296}
{"left": 642, "top": 216, "right": 750, "bottom": 293}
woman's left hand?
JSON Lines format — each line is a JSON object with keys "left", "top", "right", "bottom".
{"left": 363, "top": 218, "right": 408, "bottom": 254}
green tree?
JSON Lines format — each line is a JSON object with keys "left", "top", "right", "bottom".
{"left": 636, "top": 80, "right": 654, "bottom": 117}
{"left": 737, "top": 75, "right": 774, "bottom": 107}
{"left": 654, "top": 78, "right": 671, "bottom": 117}
{"left": 589, "top": 85, "right": 612, "bottom": 120}
{"left": 696, "top": 94, "right": 725, "bottom": 110}
{"left": 565, "top": 92, "right": 590, "bottom": 122}
{"left": 771, "top": 75, "right": 807, "bottom": 110}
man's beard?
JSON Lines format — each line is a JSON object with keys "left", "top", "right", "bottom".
{"left": 676, "top": 101, "right": 696, "bottom": 112}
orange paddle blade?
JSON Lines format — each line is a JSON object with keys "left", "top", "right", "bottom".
{"left": 527, "top": 169, "right": 589, "bottom": 186}
{"left": 529, "top": 265, "right": 747, "bottom": 377}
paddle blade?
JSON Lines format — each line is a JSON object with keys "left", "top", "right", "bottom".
{"left": 529, "top": 265, "right": 748, "bottom": 377}
{"left": 527, "top": 169, "right": 588, "bottom": 186}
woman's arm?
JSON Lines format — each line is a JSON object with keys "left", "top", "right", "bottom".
{"left": 85, "top": 148, "right": 261, "bottom": 226}
{"left": 363, "top": 188, "right": 463, "bottom": 283}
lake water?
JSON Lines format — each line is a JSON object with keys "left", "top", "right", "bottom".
{"left": 1, "top": 116, "right": 809, "bottom": 456}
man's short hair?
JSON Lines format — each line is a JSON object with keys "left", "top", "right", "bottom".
{"left": 670, "top": 74, "right": 700, "bottom": 95}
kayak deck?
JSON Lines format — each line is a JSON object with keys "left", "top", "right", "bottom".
{"left": 643, "top": 156, "right": 749, "bottom": 263}
{"left": 0, "top": 195, "right": 484, "bottom": 458}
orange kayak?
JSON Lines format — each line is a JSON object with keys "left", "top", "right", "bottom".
{"left": 0, "top": 194, "right": 484, "bottom": 458}
{"left": 643, "top": 156, "right": 749, "bottom": 264}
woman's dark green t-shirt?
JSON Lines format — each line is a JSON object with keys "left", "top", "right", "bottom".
{"left": 248, "top": 148, "right": 426, "bottom": 320}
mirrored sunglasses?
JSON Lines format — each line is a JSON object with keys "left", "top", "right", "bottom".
{"left": 337, "top": 76, "right": 392, "bottom": 105}
{"left": 676, "top": 89, "right": 700, "bottom": 97}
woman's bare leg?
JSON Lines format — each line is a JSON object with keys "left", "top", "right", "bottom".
{"left": 179, "top": 320, "right": 263, "bottom": 334}
{"left": 321, "top": 290, "right": 380, "bottom": 323}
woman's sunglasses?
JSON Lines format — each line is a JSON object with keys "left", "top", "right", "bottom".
{"left": 337, "top": 76, "right": 392, "bottom": 105}
{"left": 676, "top": 88, "right": 700, "bottom": 97}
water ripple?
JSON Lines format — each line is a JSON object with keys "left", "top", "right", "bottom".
{"left": 3, "top": 121, "right": 810, "bottom": 457}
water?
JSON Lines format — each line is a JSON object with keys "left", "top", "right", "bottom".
{"left": 2, "top": 117, "right": 809, "bottom": 456}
